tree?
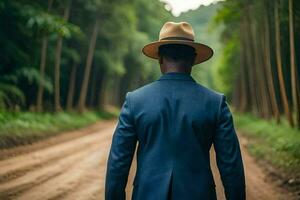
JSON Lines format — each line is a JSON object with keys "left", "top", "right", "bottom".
{"left": 66, "top": 63, "right": 77, "bottom": 111}
{"left": 274, "top": 0, "right": 294, "bottom": 127}
{"left": 54, "top": 0, "right": 72, "bottom": 112}
{"left": 289, "top": 0, "right": 300, "bottom": 128}
{"left": 36, "top": 0, "right": 53, "bottom": 112}
{"left": 0, "top": 0, "right": 171, "bottom": 113}
{"left": 77, "top": 19, "right": 99, "bottom": 112}
{"left": 250, "top": 10, "right": 270, "bottom": 119}
{"left": 212, "top": 0, "right": 300, "bottom": 129}
{"left": 263, "top": 5, "right": 280, "bottom": 122}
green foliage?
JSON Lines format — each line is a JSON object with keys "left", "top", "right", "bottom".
{"left": 0, "top": 0, "right": 171, "bottom": 112}
{"left": 208, "top": 1, "right": 242, "bottom": 98}
{"left": 14, "top": 67, "right": 53, "bottom": 93}
{"left": 0, "top": 67, "right": 53, "bottom": 110}
{"left": 213, "top": 34, "right": 240, "bottom": 96}
{"left": 217, "top": 0, "right": 300, "bottom": 128}
{"left": 135, "top": 0, "right": 171, "bottom": 40}
{"left": 62, "top": 48, "right": 81, "bottom": 64}
{"left": 234, "top": 112, "right": 300, "bottom": 171}
{"left": 0, "top": 111, "right": 117, "bottom": 148}
{"left": 173, "top": 3, "right": 223, "bottom": 89}
{"left": 23, "top": 4, "right": 82, "bottom": 38}
{"left": 213, "top": 0, "right": 240, "bottom": 26}
{"left": 0, "top": 83, "right": 25, "bottom": 110}
{"left": 95, "top": 48, "right": 126, "bottom": 77}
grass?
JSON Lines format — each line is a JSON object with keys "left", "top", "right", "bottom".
{"left": 0, "top": 110, "right": 118, "bottom": 149}
{"left": 233, "top": 112, "right": 300, "bottom": 173}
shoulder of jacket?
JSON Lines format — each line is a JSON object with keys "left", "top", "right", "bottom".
{"left": 127, "top": 82, "right": 157, "bottom": 97}
{"left": 195, "top": 83, "right": 224, "bottom": 99}
{"left": 127, "top": 81, "right": 225, "bottom": 102}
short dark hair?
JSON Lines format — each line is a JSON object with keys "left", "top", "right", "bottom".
{"left": 158, "top": 44, "right": 196, "bottom": 66}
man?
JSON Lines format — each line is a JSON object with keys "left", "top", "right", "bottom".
{"left": 105, "top": 22, "right": 245, "bottom": 200}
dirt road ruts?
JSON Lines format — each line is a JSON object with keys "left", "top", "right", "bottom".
{"left": 0, "top": 120, "right": 294, "bottom": 200}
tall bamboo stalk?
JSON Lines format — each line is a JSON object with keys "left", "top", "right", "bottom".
{"left": 66, "top": 63, "right": 77, "bottom": 111}
{"left": 54, "top": 0, "right": 71, "bottom": 112}
{"left": 274, "top": 0, "right": 294, "bottom": 127}
{"left": 243, "top": 9, "right": 259, "bottom": 115}
{"left": 36, "top": 0, "right": 53, "bottom": 112}
{"left": 263, "top": 6, "right": 280, "bottom": 122}
{"left": 78, "top": 19, "right": 99, "bottom": 112}
{"left": 239, "top": 20, "right": 249, "bottom": 112}
{"left": 288, "top": 0, "right": 300, "bottom": 128}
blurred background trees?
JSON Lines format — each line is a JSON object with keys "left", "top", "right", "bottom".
{"left": 0, "top": 0, "right": 170, "bottom": 112}
{"left": 214, "top": 0, "right": 300, "bottom": 129}
{"left": 0, "top": 0, "right": 299, "bottom": 129}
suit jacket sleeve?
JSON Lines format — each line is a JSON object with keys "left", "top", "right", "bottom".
{"left": 105, "top": 92, "right": 137, "bottom": 200}
{"left": 213, "top": 95, "right": 246, "bottom": 200}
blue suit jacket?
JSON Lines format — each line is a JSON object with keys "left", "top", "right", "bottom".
{"left": 105, "top": 72, "right": 245, "bottom": 200}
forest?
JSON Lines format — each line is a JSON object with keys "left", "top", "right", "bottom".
{"left": 0, "top": 0, "right": 298, "bottom": 125}
{"left": 214, "top": 0, "right": 300, "bottom": 129}
{"left": 0, "top": 0, "right": 299, "bottom": 198}
{"left": 1, "top": 0, "right": 299, "bottom": 130}
{"left": 0, "top": 0, "right": 170, "bottom": 114}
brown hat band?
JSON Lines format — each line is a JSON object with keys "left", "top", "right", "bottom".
{"left": 160, "top": 37, "right": 194, "bottom": 41}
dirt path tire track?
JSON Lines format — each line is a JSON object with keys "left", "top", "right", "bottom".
{"left": 0, "top": 120, "right": 116, "bottom": 200}
{"left": 0, "top": 120, "right": 294, "bottom": 200}
{"left": 0, "top": 142, "right": 106, "bottom": 198}
{"left": 16, "top": 147, "right": 107, "bottom": 200}
{"left": 0, "top": 131, "right": 112, "bottom": 185}
{"left": 0, "top": 121, "right": 113, "bottom": 161}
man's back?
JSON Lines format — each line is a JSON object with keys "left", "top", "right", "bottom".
{"left": 105, "top": 72, "right": 245, "bottom": 200}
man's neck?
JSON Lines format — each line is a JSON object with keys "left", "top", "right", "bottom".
{"left": 163, "top": 70, "right": 190, "bottom": 74}
{"left": 163, "top": 67, "right": 191, "bottom": 74}
{"left": 159, "top": 58, "right": 192, "bottom": 74}
{"left": 161, "top": 64, "right": 191, "bottom": 75}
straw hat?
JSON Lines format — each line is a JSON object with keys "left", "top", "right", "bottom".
{"left": 142, "top": 22, "right": 213, "bottom": 65}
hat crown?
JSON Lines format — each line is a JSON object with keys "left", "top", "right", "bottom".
{"left": 159, "top": 22, "right": 195, "bottom": 41}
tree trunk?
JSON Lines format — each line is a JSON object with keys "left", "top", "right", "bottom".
{"left": 66, "top": 63, "right": 77, "bottom": 111}
{"left": 251, "top": 27, "right": 267, "bottom": 118}
{"left": 263, "top": 9, "right": 280, "bottom": 123}
{"left": 77, "top": 20, "right": 99, "bottom": 112}
{"left": 235, "top": 76, "right": 243, "bottom": 111}
{"left": 289, "top": 0, "right": 300, "bottom": 128}
{"left": 259, "top": 34, "right": 273, "bottom": 119}
{"left": 54, "top": 36, "right": 63, "bottom": 112}
{"left": 88, "top": 66, "right": 97, "bottom": 108}
{"left": 36, "top": 0, "right": 53, "bottom": 112}
{"left": 98, "top": 73, "right": 106, "bottom": 110}
{"left": 239, "top": 21, "right": 248, "bottom": 112}
{"left": 36, "top": 37, "right": 48, "bottom": 112}
{"left": 251, "top": 18, "right": 269, "bottom": 119}
{"left": 274, "top": 0, "right": 294, "bottom": 127}
{"left": 244, "top": 16, "right": 259, "bottom": 115}
{"left": 254, "top": 18, "right": 273, "bottom": 119}
{"left": 54, "top": 0, "right": 71, "bottom": 112}
{"left": 239, "top": 61, "right": 248, "bottom": 112}
{"left": 247, "top": 5, "right": 271, "bottom": 119}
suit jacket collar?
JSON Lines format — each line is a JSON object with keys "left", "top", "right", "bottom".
{"left": 158, "top": 72, "right": 196, "bottom": 82}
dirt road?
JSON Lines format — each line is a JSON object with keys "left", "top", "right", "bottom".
{"left": 0, "top": 120, "right": 293, "bottom": 200}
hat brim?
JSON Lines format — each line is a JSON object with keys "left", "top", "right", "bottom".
{"left": 142, "top": 40, "right": 213, "bottom": 65}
